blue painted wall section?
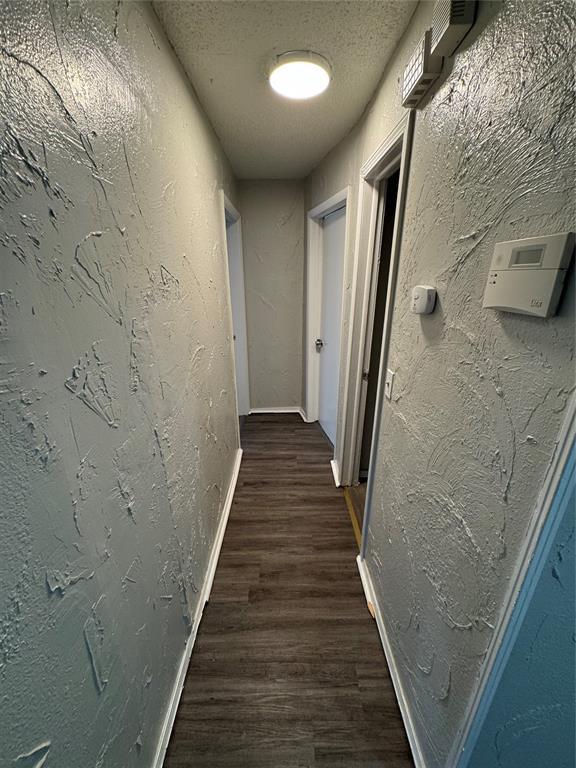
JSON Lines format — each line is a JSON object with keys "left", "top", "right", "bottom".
{"left": 467, "top": 441, "right": 575, "bottom": 768}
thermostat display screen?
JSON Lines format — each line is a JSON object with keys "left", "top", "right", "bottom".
{"left": 510, "top": 247, "right": 545, "bottom": 267}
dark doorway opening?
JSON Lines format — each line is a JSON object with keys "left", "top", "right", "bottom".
{"left": 358, "top": 168, "right": 400, "bottom": 483}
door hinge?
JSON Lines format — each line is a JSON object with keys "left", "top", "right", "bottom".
{"left": 362, "top": 370, "right": 369, "bottom": 382}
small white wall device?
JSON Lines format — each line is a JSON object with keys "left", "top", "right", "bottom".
{"left": 402, "top": 30, "right": 443, "bottom": 109}
{"left": 412, "top": 285, "right": 437, "bottom": 314}
{"left": 431, "top": 0, "right": 477, "bottom": 58}
{"left": 482, "top": 232, "right": 574, "bottom": 318}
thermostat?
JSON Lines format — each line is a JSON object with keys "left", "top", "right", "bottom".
{"left": 482, "top": 232, "right": 574, "bottom": 318}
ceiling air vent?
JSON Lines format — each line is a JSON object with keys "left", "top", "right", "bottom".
{"left": 431, "top": 0, "right": 477, "bottom": 57}
{"left": 402, "top": 29, "right": 443, "bottom": 109}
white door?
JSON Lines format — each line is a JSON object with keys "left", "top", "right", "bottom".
{"left": 318, "top": 206, "right": 346, "bottom": 445}
{"left": 226, "top": 218, "right": 250, "bottom": 416}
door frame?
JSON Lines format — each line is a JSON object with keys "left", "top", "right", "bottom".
{"left": 356, "top": 113, "right": 414, "bottom": 555}
{"left": 305, "top": 186, "right": 351, "bottom": 482}
{"left": 221, "top": 192, "right": 250, "bottom": 427}
{"left": 335, "top": 112, "right": 414, "bottom": 499}
{"left": 352, "top": 155, "right": 401, "bottom": 482}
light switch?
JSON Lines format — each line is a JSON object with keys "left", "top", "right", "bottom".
{"left": 384, "top": 369, "right": 395, "bottom": 400}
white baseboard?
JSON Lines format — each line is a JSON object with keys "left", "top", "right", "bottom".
{"left": 249, "top": 406, "right": 308, "bottom": 422}
{"left": 152, "top": 448, "right": 243, "bottom": 768}
{"left": 330, "top": 458, "right": 341, "bottom": 487}
{"left": 356, "top": 555, "right": 427, "bottom": 768}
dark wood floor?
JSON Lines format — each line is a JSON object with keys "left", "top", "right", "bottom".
{"left": 164, "top": 414, "right": 413, "bottom": 768}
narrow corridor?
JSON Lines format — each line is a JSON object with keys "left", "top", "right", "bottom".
{"left": 164, "top": 414, "right": 413, "bottom": 767}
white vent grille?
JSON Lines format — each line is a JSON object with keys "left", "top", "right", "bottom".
{"left": 402, "top": 29, "right": 443, "bottom": 109}
{"left": 431, "top": 0, "right": 452, "bottom": 49}
{"left": 431, "top": 0, "right": 476, "bottom": 57}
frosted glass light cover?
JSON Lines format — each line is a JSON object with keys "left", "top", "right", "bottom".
{"left": 269, "top": 52, "right": 331, "bottom": 100}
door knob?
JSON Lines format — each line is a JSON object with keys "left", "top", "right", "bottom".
{"left": 315, "top": 338, "right": 324, "bottom": 352}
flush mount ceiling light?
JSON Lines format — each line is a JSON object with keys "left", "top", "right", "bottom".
{"left": 269, "top": 51, "right": 331, "bottom": 100}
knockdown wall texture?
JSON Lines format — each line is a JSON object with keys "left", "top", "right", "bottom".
{"left": 467, "top": 444, "right": 575, "bottom": 768}
{"left": 307, "top": 1, "right": 575, "bottom": 766}
{"left": 240, "top": 180, "right": 304, "bottom": 409}
{"left": 0, "top": 2, "right": 239, "bottom": 766}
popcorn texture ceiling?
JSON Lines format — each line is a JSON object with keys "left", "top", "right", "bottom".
{"left": 153, "top": 0, "right": 418, "bottom": 179}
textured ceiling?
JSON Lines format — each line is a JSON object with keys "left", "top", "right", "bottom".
{"left": 153, "top": 1, "right": 417, "bottom": 179}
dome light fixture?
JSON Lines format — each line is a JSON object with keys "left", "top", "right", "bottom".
{"left": 269, "top": 51, "right": 331, "bottom": 100}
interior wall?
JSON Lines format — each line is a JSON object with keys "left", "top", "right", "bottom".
{"left": 0, "top": 1, "right": 239, "bottom": 766}
{"left": 240, "top": 180, "right": 304, "bottom": 409}
{"left": 467, "top": 441, "right": 575, "bottom": 768}
{"left": 305, "top": 1, "right": 575, "bottom": 766}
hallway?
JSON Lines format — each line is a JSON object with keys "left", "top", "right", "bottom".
{"left": 165, "top": 414, "right": 413, "bottom": 767}
{"left": 2, "top": 2, "right": 574, "bottom": 766}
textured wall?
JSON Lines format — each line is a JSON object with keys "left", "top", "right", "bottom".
{"left": 306, "top": 1, "right": 575, "bottom": 766}
{"left": 467, "top": 443, "right": 575, "bottom": 768}
{"left": 0, "top": 2, "right": 239, "bottom": 766}
{"left": 240, "top": 180, "right": 304, "bottom": 409}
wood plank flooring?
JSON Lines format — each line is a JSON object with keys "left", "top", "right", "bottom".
{"left": 348, "top": 481, "right": 368, "bottom": 532}
{"left": 164, "top": 413, "right": 413, "bottom": 768}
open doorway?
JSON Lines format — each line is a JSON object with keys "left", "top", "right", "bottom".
{"left": 358, "top": 170, "right": 400, "bottom": 481}
{"left": 222, "top": 194, "right": 250, "bottom": 435}
{"left": 346, "top": 168, "right": 400, "bottom": 532}
{"left": 338, "top": 113, "right": 414, "bottom": 542}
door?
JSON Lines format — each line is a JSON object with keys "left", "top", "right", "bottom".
{"left": 318, "top": 205, "right": 346, "bottom": 445}
{"left": 225, "top": 216, "right": 250, "bottom": 417}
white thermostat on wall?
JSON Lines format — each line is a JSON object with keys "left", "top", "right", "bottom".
{"left": 412, "top": 285, "right": 437, "bottom": 314}
{"left": 482, "top": 232, "right": 574, "bottom": 318}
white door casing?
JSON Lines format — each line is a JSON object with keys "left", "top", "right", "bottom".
{"left": 356, "top": 113, "right": 414, "bottom": 554}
